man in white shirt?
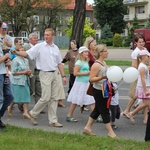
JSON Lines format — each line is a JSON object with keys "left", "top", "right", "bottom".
{"left": 12, "top": 28, "right": 66, "bottom": 127}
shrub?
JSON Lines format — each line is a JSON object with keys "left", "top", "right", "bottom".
{"left": 113, "top": 33, "right": 123, "bottom": 47}
{"left": 122, "top": 36, "right": 131, "bottom": 47}
{"left": 98, "top": 38, "right": 113, "bottom": 46}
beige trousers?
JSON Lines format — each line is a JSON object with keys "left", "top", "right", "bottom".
{"left": 30, "top": 71, "right": 58, "bottom": 124}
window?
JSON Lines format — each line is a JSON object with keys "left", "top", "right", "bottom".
{"left": 21, "top": 31, "right": 28, "bottom": 37}
{"left": 33, "top": 15, "right": 39, "bottom": 25}
{"left": 135, "top": 6, "right": 145, "bottom": 14}
{"left": 45, "top": 16, "right": 50, "bottom": 24}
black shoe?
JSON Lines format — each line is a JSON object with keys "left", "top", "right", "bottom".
{"left": 0, "top": 120, "right": 6, "bottom": 128}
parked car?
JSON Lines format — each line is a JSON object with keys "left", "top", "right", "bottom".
{"left": 132, "top": 28, "right": 150, "bottom": 52}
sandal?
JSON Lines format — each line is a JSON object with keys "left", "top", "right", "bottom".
{"left": 127, "top": 113, "right": 136, "bottom": 124}
{"left": 66, "top": 116, "right": 78, "bottom": 123}
{"left": 122, "top": 112, "right": 129, "bottom": 118}
{"left": 83, "top": 129, "right": 96, "bottom": 136}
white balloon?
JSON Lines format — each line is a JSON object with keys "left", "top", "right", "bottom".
{"left": 106, "top": 66, "right": 123, "bottom": 82}
{"left": 123, "top": 67, "right": 138, "bottom": 83}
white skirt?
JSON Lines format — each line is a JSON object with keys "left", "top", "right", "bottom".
{"left": 67, "top": 81, "right": 95, "bottom": 105}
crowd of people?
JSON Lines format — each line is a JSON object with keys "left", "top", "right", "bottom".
{"left": 0, "top": 21, "right": 150, "bottom": 141}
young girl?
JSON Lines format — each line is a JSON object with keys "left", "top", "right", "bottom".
{"left": 66, "top": 46, "right": 95, "bottom": 122}
{"left": 127, "top": 50, "right": 150, "bottom": 124}
{"left": 8, "top": 45, "right": 32, "bottom": 119}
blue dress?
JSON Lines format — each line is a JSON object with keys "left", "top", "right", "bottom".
{"left": 11, "top": 56, "right": 31, "bottom": 103}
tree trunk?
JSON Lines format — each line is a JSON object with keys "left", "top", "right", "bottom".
{"left": 71, "top": 0, "right": 86, "bottom": 47}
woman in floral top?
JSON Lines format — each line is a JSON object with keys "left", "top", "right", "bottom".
{"left": 8, "top": 45, "right": 32, "bottom": 119}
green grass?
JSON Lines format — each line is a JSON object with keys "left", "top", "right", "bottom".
{"left": 64, "top": 60, "right": 131, "bottom": 75}
{"left": 0, "top": 125, "right": 149, "bottom": 150}
{"left": 105, "top": 60, "right": 131, "bottom": 66}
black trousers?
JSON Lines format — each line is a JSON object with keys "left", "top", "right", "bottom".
{"left": 68, "top": 74, "right": 76, "bottom": 94}
{"left": 110, "top": 105, "right": 120, "bottom": 122}
{"left": 90, "top": 87, "right": 110, "bottom": 124}
{"left": 145, "top": 111, "right": 150, "bottom": 141}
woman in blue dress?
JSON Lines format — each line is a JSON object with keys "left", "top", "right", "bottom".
{"left": 8, "top": 45, "right": 32, "bottom": 119}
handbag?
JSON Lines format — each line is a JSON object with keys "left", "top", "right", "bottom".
{"left": 86, "top": 82, "right": 93, "bottom": 96}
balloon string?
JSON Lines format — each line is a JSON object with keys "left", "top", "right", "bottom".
{"left": 117, "top": 81, "right": 124, "bottom": 88}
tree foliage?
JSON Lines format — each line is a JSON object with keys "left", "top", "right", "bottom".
{"left": 146, "top": 15, "right": 150, "bottom": 28}
{"left": 0, "top": 0, "right": 41, "bottom": 36}
{"left": 94, "top": 0, "right": 127, "bottom": 34}
{"left": 65, "top": 16, "right": 96, "bottom": 43}
{"left": 0, "top": 0, "right": 71, "bottom": 36}
{"left": 129, "top": 14, "right": 140, "bottom": 39}
{"left": 101, "top": 24, "right": 113, "bottom": 39}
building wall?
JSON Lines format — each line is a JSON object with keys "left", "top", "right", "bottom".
{"left": 124, "top": 0, "right": 150, "bottom": 36}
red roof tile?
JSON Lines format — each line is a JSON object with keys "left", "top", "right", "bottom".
{"left": 66, "top": 0, "right": 93, "bottom": 11}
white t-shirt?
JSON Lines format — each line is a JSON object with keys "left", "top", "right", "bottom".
{"left": 27, "top": 41, "right": 62, "bottom": 71}
{"left": 131, "top": 47, "right": 146, "bottom": 59}
{"left": 111, "top": 82, "right": 119, "bottom": 106}
{"left": 137, "top": 63, "right": 150, "bottom": 87}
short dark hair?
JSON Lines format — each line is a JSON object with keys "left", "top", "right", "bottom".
{"left": 14, "top": 38, "right": 22, "bottom": 44}
{"left": 134, "top": 34, "right": 145, "bottom": 43}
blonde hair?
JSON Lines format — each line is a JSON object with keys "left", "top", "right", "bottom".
{"left": 16, "top": 45, "right": 24, "bottom": 51}
{"left": 84, "top": 37, "right": 94, "bottom": 49}
{"left": 45, "top": 28, "right": 55, "bottom": 35}
{"left": 76, "top": 53, "right": 89, "bottom": 62}
{"left": 94, "top": 44, "right": 106, "bottom": 59}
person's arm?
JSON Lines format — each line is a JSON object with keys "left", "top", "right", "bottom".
{"left": 140, "top": 67, "right": 149, "bottom": 95}
{"left": 58, "top": 63, "right": 66, "bottom": 85}
{"left": 90, "top": 63, "right": 107, "bottom": 83}
{"left": 4, "top": 38, "right": 12, "bottom": 47}
{"left": 132, "top": 59, "right": 138, "bottom": 68}
{"left": 11, "top": 50, "right": 28, "bottom": 57}
{"left": 62, "top": 51, "right": 69, "bottom": 63}
{"left": 12, "top": 69, "right": 31, "bottom": 76}
{"left": 74, "top": 65, "right": 90, "bottom": 76}
{"left": 0, "top": 53, "right": 10, "bottom": 63}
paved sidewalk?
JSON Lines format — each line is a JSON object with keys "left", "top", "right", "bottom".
{"left": 3, "top": 48, "right": 147, "bottom": 142}
{"left": 3, "top": 78, "right": 147, "bottom": 142}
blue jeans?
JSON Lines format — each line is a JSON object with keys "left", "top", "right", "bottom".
{"left": 0, "top": 74, "right": 13, "bottom": 118}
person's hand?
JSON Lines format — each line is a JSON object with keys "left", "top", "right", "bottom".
{"left": 5, "top": 58, "right": 11, "bottom": 66}
{"left": 62, "top": 77, "right": 67, "bottom": 85}
{"left": 10, "top": 50, "right": 17, "bottom": 54}
{"left": 145, "top": 90, "right": 150, "bottom": 96}
{"left": 23, "top": 69, "right": 30, "bottom": 75}
{"left": 4, "top": 38, "right": 8, "bottom": 45}
{"left": 4, "top": 53, "right": 10, "bottom": 60}
{"left": 101, "top": 74, "right": 107, "bottom": 79}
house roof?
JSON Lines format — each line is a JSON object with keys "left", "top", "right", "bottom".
{"left": 66, "top": 0, "right": 93, "bottom": 11}
{"left": 0, "top": 0, "right": 93, "bottom": 11}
